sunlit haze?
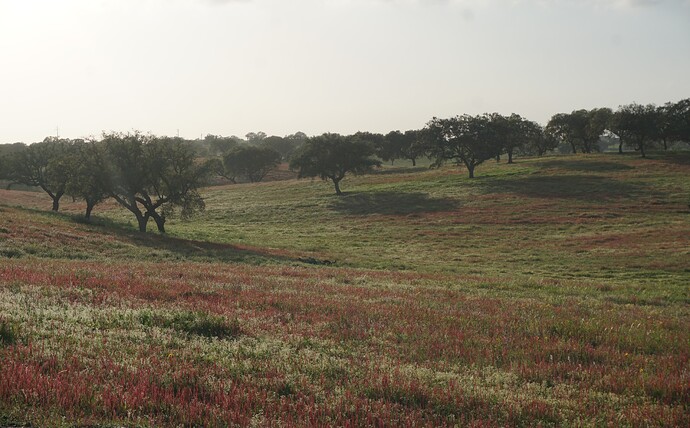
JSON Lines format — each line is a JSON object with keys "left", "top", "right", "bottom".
{"left": 1, "top": 0, "right": 689, "bottom": 143}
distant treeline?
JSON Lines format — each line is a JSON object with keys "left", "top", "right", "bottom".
{"left": 0, "top": 99, "right": 688, "bottom": 232}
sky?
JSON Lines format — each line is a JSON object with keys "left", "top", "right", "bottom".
{"left": 0, "top": 0, "right": 689, "bottom": 144}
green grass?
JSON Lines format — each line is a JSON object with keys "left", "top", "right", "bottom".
{"left": 151, "top": 153, "right": 690, "bottom": 299}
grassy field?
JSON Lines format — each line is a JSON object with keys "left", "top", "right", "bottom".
{"left": 0, "top": 153, "right": 688, "bottom": 426}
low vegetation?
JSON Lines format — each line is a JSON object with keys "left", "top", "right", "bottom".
{"left": 0, "top": 152, "right": 688, "bottom": 426}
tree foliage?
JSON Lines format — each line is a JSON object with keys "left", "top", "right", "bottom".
{"left": 546, "top": 111, "right": 585, "bottom": 154}
{"left": 613, "top": 103, "right": 659, "bottom": 157}
{"left": 546, "top": 108, "right": 612, "bottom": 154}
{"left": 666, "top": 98, "right": 690, "bottom": 143}
{"left": 102, "top": 132, "right": 210, "bottom": 233}
{"left": 483, "top": 113, "right": 535, "bottom": 163}
{"left": 5, "top": 138, "right": 75, "bottom": 211}
{"left": 381, "top": 131, "right": 406, "bottom": 165}
{"left": 519, "top": 126, "right": 559, "bottom": 157}
{"left": 65, "top": 141, "right": 110, "bottom": 220}
{"left": 401, "top": 130, "right": 427, "bottom": 166}
{"left": 289, "top": 133, "right": 381, "bottom": 195}
{"left": 425, "top": 115, "right": 501, "bottom": 178}
{"left": 245, "top": 131, "right": 267, "bottom": 144}
{"left": 204, "top": 134, "right": 239, "bottom": 156}
{"left": 260, "top": 135, "right": 304, "bottom": 161}
{"left": 221, "top": 146, "right": 281, "bottom": 183}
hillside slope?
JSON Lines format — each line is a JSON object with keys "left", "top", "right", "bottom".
{"left": 0, "top": 153, "right": 688, "bottom": 426}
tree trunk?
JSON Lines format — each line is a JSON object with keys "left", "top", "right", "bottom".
{"left": 85, "top": 202, "right": 94, "bottom": 220}
{"left": 663, "top": 138, "right": 668, "bottom": 151}
{"left": 112, "top": 194, "right": 150, "bottom": 232}
{"left": 150, "top": 210, "right": 166, "bottom": 233}
{"left": 618, "top": 140, "right": 623, "bottom": 154}
{"left": 507, "top": 150, "right": 514, "bottom": 164}
{"left": 467, "top": 164, "right": 475, "bottom": 179}
{"left": 135, "top": 212, "right": 150, "bottom": 232}
{"left": 332, "top": 178, "right": 343, "bottom": 195}
{"left": 495, "top": 154, "right": 500, "bottom": 163}
{"left": 411, "top": 158, "right": 416, "bottom": 167}
{"left": 640, "top": 141, "right": 646, "bottom": 158}
{"left": 570, "top": 142, "right": 577, "bottom": 154}
{"left": 45, "top": 189, "right": 63, "bottom": 212}
{"left": 583, "top": 140, "right": 592, "bottom": 153}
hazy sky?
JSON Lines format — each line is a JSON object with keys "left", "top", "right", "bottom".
{"left": 1, "top": 0, "right": 689, "bottom": 143}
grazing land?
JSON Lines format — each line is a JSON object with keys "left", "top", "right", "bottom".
{"left": 1, "top": 153, "right": 689, "bottom": 427}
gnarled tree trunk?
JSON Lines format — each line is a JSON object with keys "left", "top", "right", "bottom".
{"left": 149, "top": 210, "right": 166, "bottom": 233}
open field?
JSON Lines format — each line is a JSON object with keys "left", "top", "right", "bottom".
{"left": 1, "top": 153, "right": 689, "bottom": 426}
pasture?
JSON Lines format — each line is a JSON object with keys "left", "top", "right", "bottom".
{"left": 1, "top": 153, "right": 689, "bottom": 426}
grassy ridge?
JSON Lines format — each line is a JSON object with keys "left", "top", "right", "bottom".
{"left": 0, "top": 153, "right": 689, "bottom": 426}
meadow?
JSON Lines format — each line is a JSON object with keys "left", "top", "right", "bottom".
{"left": 0, "top": 153, "right": 689, "bottom": 427}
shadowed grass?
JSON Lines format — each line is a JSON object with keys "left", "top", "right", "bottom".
{"left": 476, "top": 174, "right": 647, "bottom": 200}
{"left": 0, "top": 206, "right": 300, "bottom": 265}
{"left": 330, "top": 191, "right": 461, "bottom": 215}
{"left": 537, "top": 159, "right": 634, "bottom": 172}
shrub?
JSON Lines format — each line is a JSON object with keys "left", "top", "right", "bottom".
{"left": 0, "top": 318, "right": 18, "bottom": 346}
{"left": 139, "top": 310, "right": 241, "bottom": 339}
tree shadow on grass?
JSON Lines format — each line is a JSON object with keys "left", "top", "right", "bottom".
{"left": 371, "top": 166, "right": 429, "bottom": 175}
{"left": 478, "top": 174, "right": 649, "bottom": 201}
{"left": 65, "top": 212, "right": 298, "bottom": 264}
{"left": 537, "top": 160, "right": 634, "bottom": 172}
{"left": 658, "top": 151, "right": 690, "bottom": 166}
{"left": 122, "top": 232, "right": 296, "bottom": 264}
{"left": 330, "top": 191, "right": 461, "bottom": 215}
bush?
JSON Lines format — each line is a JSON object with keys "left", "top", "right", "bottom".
{"left": 139, "top": 310, "right": 241, "bottom": 339}
{"left": 0, "top": 318, "right": 18, "bottom": 346}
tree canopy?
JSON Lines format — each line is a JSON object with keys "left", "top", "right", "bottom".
{"left": 221, "top": 146, "right": 281, "bottom": 183}
{"left": 102, "top": 132, "right": 210, "bottom": 233}
{"left": 612, "top": 103, "right": 659, "bottom": 158}
{"left": 289, "top": 133, "right": 381, "bottom": 195}
{"left": 64, "top": 140, "right": 110, "bottom": 220}
{"left": 425, "top": 115, "right": 502, "bottom": 178}
{"left": 5, "top": 138, "right": 75, "bottom": 211}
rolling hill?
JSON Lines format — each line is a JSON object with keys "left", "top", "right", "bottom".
{"left": 1, "top": 153, "right": 688, "bottom": 426}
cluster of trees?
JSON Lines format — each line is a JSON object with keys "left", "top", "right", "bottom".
{"left": 0, "top": 133, "right": 211, "bottom": 232}
{"left": 1, "top": 98, "right": 688, "bottom": 226}
{"left": 423, "top": 113, "right": 552, "bottom": 178}
{"left": 289, "top": 99, "right": 689, "bottom": 191}
{"left": 287, "top": 113, "right": 553, "bottom": 193}
{"left": 353, "top": 131, "right": 426, "bottom": 167}
{"left": 213, "top": 146, "right": 281, "bottom": 184}
{"left": 200, "top": 132, "right": 307, "bottom": 161}
{"left": 547, "top": 99, "right": 690, "bottom": 157}
{"left": 202, "top": 132, "right": 309, "bottom": 185}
